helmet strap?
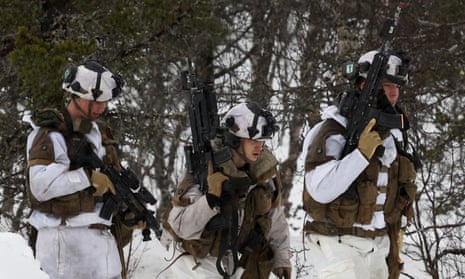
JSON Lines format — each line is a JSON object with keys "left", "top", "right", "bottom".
{"left": 233, "top": 140, "right": 255, "bottom": 166}
{"left": 87, "top": 101, "right": 93, "bottom": 120}
{"left": 70, "top": 97, "right": 93, "bottom": 120}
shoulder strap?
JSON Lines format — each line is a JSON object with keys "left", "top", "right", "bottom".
{"left": 28, "top": 107, "right": 69, "bottom": 167}
{"left": 27, "top": 127, "right": 56, "bottom": 167}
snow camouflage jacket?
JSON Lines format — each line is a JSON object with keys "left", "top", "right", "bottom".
{"left": 26, "top": 107, "right": 135, "bottom": 244}
{"left": 26, "top": 108, "right": 135, "bottom": 278}
{"left": 164, "top": 140, "right": 291, "bottom": 278}
{"left": 26, "top": 108, "right": 121, "bottom": 219}
{"left": 302, "top": 106, "right": 417, "bottom": 279}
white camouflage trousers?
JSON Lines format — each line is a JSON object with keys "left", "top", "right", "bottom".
{"left": 307, "top": 233, "right": 390, "bottom": 279}
{"left": 36, "top": 226, "right": 122, "bottom": 279}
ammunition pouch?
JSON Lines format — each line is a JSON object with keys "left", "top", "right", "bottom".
{"left": 28, "top": 188, "right": 96, "bottom": 218}
{"left": 328, "top": 198, "right": 359, "bottom": 227}
{"left": 50, "top": 189, "right": 96, "bottom": 217}
{"left": 356, "top": 181, "right": 378, "bottom": 224}
{"left": 304, "top": 190, "right": 359, "bottom": 228}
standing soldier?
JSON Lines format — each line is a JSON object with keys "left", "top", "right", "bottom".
{"left": 162, "top": 102, "right": 292, "bottom": 278}
{"left": 25, "top": 60, "right": 142, "bottom": 279}
{"left": 301, "top": 50, "right": 418, "bottom": 279}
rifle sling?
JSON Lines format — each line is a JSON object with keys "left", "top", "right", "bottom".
{"left": 216, "top": 197, "right": 239, "bottom": 278}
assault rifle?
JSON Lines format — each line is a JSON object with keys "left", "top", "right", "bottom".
{"left": 71, "top": 137, "right": 162, "bottom": 242}
{"left": 181, "top": 58, "right": 232, "bottom": 193}
{"left": 181, "top": 59, "right": 238, "bottom": 277}
{"left": 339, "top": 2, "right": 407, "bottom": 199}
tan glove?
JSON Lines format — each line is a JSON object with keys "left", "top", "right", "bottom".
{"left": 273, "top": 266, "right": 291, "bottom": 279}
{"left": 358, "top": 118, "right": 383, "bottom": 159}
{"left": 207, "top": 161, "right": 228, "bottom": 197}
{"left": 91, "top": 170, "right": 116, "bottom": 196}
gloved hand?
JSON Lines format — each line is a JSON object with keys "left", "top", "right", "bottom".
{"left": 91, "top": 170, "right": 116, "bottom": 196}
{"left": 207, "top": 161, "right": 228, "bottom": 198}
{"left": 358, "top": 118, "right": 383, "bottom": 159}
{"left": 273, "top": 266, "right": 291, "bottom": 279}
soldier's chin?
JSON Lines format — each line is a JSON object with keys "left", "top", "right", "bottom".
{"left": 248, "top": 155, "right": 260, "bottom": 162}
{"left": 90, "top": 113, "right": 101, "bottom": 120}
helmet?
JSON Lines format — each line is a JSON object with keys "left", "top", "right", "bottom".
{"left": 223, "top": 102, "right": 278, "bottom": 142}
{"left": 62, "top": 60, "right": 124, "bottom": 102}
{"left": 357, "top": 50, "right": 410, "bottom": 85}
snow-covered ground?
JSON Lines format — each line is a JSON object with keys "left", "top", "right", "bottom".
{"left": 0, "top": 226, "right": 431, "bottom": 279}
{"left": 0, "top": 232, "right": 49, "bottom": 278}
{"left": 128, "top": 228, "right": 431, "bottom": 279}
{"left": 0, "top": 167, "right": 431, "bottom": 279}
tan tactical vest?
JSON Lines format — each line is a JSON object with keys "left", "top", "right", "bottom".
{"left": 164, "top": 145, "right": 282, "bottom": 275}
{"left": 26, "top": 108, "right": 121, "bottom": 219}
{"left": 302, "top": 119, "right": 417, "bottom": 237}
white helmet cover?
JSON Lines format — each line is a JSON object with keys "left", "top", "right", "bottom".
{"left": 62, "top": 60, "right": 123, "bottom": 102}
{"left": 358, "top": 50, "right": 409, "bottom": 85}
{"left": 222, "top": 102, "right": 278, "bottom": 140}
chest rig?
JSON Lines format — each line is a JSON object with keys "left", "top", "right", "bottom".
{"left": 26, "top": 108, "right": 120, "bottom": 219}
{"left": 303, "top": 119, "right": 417, "bottom": 237}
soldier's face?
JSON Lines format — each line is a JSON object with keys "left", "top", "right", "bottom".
{"left": 239, "top": 138, "right": 264, "bottom": 162}
{"left": 381, "top": 80, "right": 400, "bottom": 106}
{"left": 360, "top": 79, "right": 400, "bottom": 107}
{"left": 76, "top": 98, "right": 107, "bottom": 120}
